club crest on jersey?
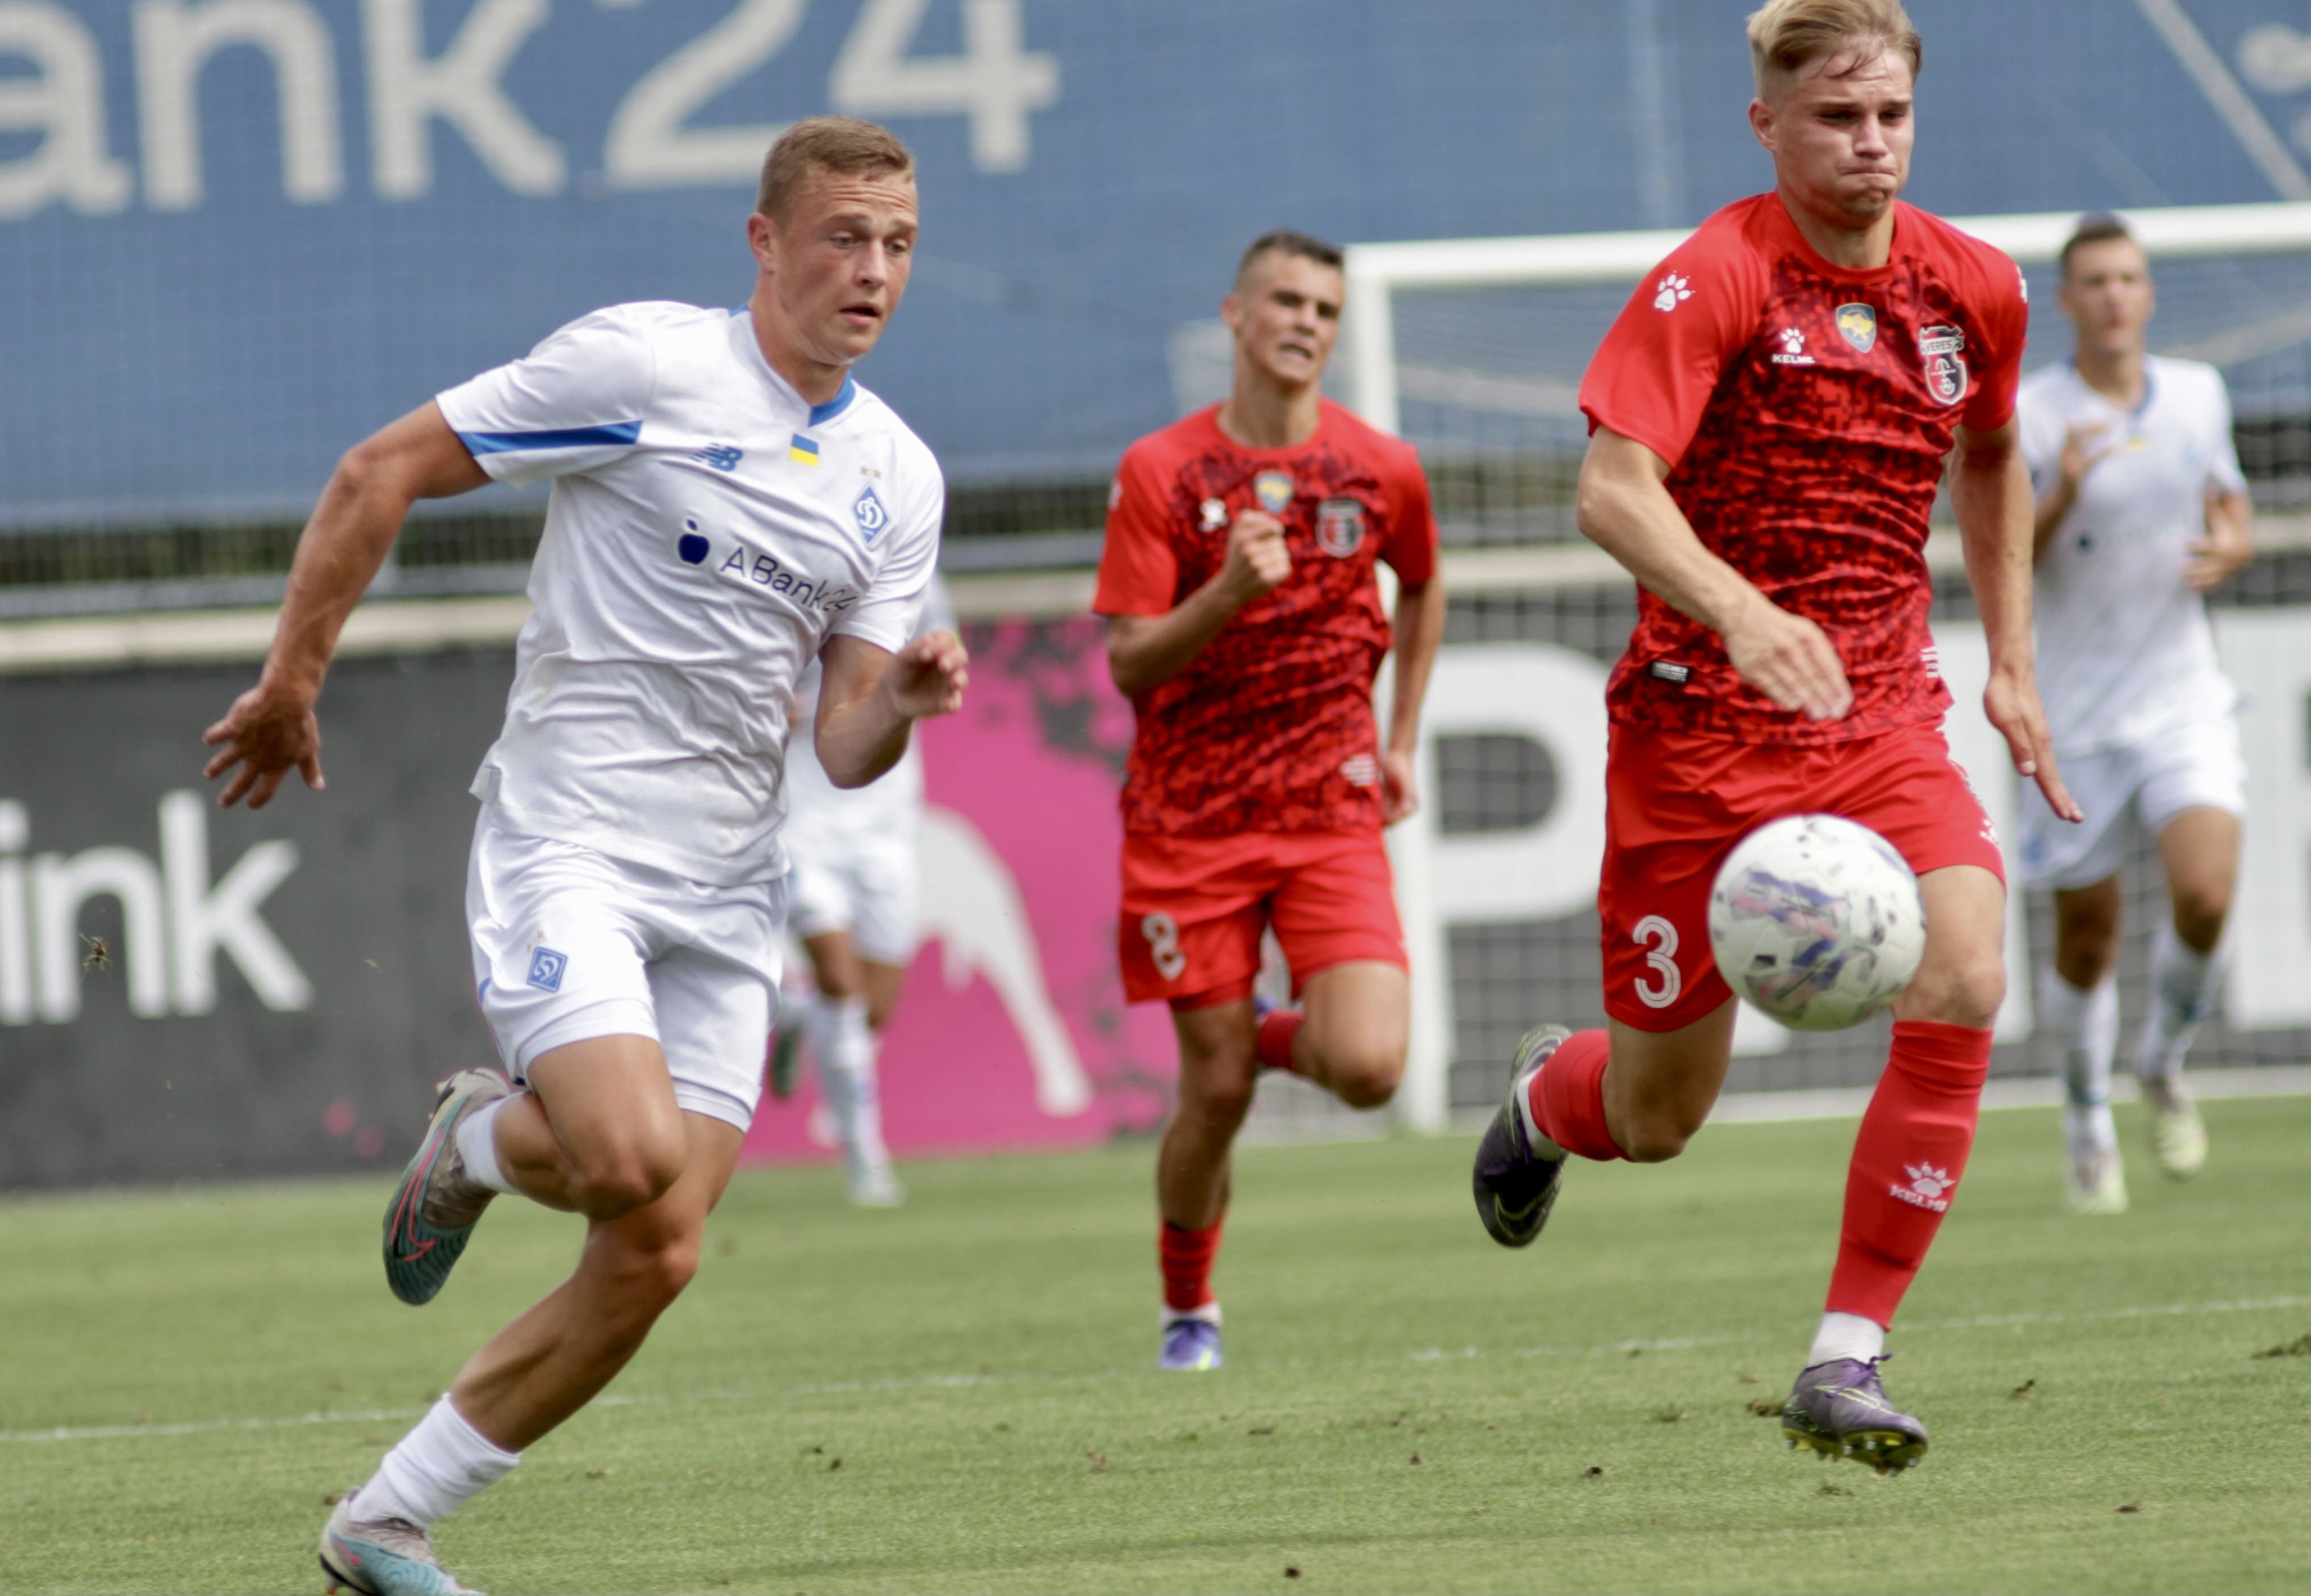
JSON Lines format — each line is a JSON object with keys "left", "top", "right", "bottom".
{"left": 1316, "top": 497, "right": 1366, "bottom": 557}
{"left": 1918, "top": 324, "right": 1969, "bottom": 406}
{"left": 853, "top": 484, "right": 889, "bottom": 544}
{"left": 1836, "top": 303, "right": 1877, "bottom": 353}
{"left": 1254, "top": 471, "right": 1293, "bottom": 514}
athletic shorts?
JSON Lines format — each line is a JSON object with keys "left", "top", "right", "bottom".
{"left": 1117, "top": 828, "right": 1406, "bottom": 1009}
{"left": 1600, "top": 718, "right": 2005, "bottom": 1033}
{"left": 466, "top": 808, "right": 787, "bottom": 1132}
{"left": 2015, "top": 714, "right": 2245, "bottom": 891}
{"left": 786, "top": 832, "right": 919, "bottom": 965}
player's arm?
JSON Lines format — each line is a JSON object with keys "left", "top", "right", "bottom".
{"left": 2187, "top": 488, "right": 2254, "bottom": 592}
{"left": 2029, "top": 423, "right": 2113, "bottom": 562}
{"left": 203, "top": 403, "right": 489, "bottom": 809}
{"left": 1576, "top": 426, "right": 1852, "bottom": 721}
{"left": 814, "top": 630, "right": 969, "bottom": 789}
{"left": 1952, "top": 418, "right": 2080, "bottom": 822}
{"left": 1104, "top": 510, "right": 1289, "bottom": 697}
{"left": 1377, "top": 575, "right": 1445, "bottom": 823}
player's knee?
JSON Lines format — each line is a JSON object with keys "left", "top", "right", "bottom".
{"left": 1320, "top": 1042, "right": 1404, "bottom": 1109}
{"left": 2170, "top": 886, "right": 2230, "bottom": 950}
{"left": 1909, "top": 953, "right": 2006, "bottom": 1030}
{"left": 1182, "top": 1074, "right": 1257, "bottom": 1134}
{"left": 598, "top": 1230, "right": 703, "bottom": 1314}
{"left": 1617, "top": 1105, "right": 1704, "bottom": 1163}
{"left": 570, "top": 1134, "right": 687, "bottom": 1219}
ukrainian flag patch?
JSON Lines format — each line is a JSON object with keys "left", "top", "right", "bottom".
{"left": 789, "top": 434, "right": 819, "bottom": 467}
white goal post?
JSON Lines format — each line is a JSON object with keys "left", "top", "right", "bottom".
{"left": 1348, "top": 199, "right": 2311, "bottom": 1134}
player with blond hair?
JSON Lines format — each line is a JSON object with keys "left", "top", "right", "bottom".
{"left": 1471, "top": 0, "right": 2075, "bottom": 1472}
{"left": 2017, "top": 213, "right": 2253, "bottom": 1212}
{"left": 205, "top": 116, "right": 965, "bottom": 1593}
{"left": 1098, "top": 229, "right": 1444, "bottom": 1371}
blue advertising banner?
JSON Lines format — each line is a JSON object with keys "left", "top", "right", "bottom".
{"left": 5, "top": 0, "right": 2311, "bottom": 525}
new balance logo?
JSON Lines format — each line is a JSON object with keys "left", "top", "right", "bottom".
{"left": 692, "top": 444, "right": 744, "bottom": 471}
{"left": 1890, "top": 1162, "right": 1954, "bottom": 1212}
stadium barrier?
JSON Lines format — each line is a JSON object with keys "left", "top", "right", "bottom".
{"left": 5, "top": 533, "right": 2311, "bottom": 1187}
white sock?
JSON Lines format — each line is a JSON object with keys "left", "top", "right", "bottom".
{"left": 1807, "top": 1310, "right": 1886, "bottom": 1368}
{"left": 1512, "top": 1070, "right": 1565, "bottom": 1160}
{"left": 453, "top": 1097, "right": 518, "bottom": 1196}
{"left": 357, "top": 1396, "right": 520, "bottom": 1530}
{"left": 808, "top": 995, "right": 890, "bottom": 1169}
{"left": 2138, "top": 921, "right": 2222, "bottom": 1085}
{"left": 2039, "top": 967, "right": 2117, "bottom": 1159}
{"left": 1161, "top": 1301, "right": 1222, "bottom": 1327}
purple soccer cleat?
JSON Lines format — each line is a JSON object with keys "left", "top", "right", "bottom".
{"left": 1471, "top": 1025, "right": 1571, "bottom": 1248}
{"left": 1781, "top": 1356, "right": 1929, "bottom": 1474}
{"left": 1158, "top": 1317, "right": 1223, "bottom": 1371}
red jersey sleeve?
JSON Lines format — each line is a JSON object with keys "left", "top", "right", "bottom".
{"left": 1579, "top": 223, "right": 1767, "bottom": 467}
{"left": 1960, "top": 249, "right": 2031, "bottom": 434}
{"left": 1093, "top": 442, "right": 1178, "bottom": 617}
{"left": 1381, "top": 445, "right": 1439, "bottom": 587}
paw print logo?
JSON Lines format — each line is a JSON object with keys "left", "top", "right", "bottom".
{"left": 1780, "top": 327, "right": 1806, "bottom": 355}
{"left": 1652, "top": 273, "right": 1693, "bottom": 313}
{"left": 1904, "top": 1163, "right": 1953, "bottom": 1200}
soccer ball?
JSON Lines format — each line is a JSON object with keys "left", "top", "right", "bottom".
{"left": 1707, "top": 814, "right": 1925, "bottom": 1032}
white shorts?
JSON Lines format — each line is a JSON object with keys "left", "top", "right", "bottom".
{"left": 466, "top": 809, "right": 786, "bottom": 1132}
{"left": 785, "top": 833, "right": 919, "bottom": 965}
{"left": 2016, "top": 715, "right": 2246, "bottom": 891}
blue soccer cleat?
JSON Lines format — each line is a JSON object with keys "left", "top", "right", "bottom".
{"left": 383, "top": 1068, "right": 512, "bottom": 1307}
{"left": 1158, "top": 1316, "right": 1223, "bottom": 1371}
{"left": 1781, "top": 1356, "right": 1930, "bottom": 1475}
{"left": 319, "top": 1491, "right": 487, "bottom": 1595}
{"left": 1471, "top": 1025, "right": 1571, "bottom": 1248}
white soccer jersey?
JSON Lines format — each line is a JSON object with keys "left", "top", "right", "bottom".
{"left": 2017, "top": 356, "right": 2246, "bottom": 755}
{"left": 436, "top": 302, "right": 943, "bottom": 886}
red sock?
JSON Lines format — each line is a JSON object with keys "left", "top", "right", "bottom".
{"left": 1255, "top": 1009, "right": 1304, "bottom": 1073}
{"left": 1827, "top": 1020, "right": 1992, "bottom": 1326}
{"left": 1523, "top": 1028, "right": 1627, "bottom": 1161}
{"left": 1159, "top": 1218, "right": 1224, "bottom": 1314}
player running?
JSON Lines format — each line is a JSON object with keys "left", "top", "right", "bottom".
{"left": 2017, "top": 214, "right": 2252, "bottom": 1214}
{"left": 768, "top": 575, "right": 958, "bottom": 1207}
{"left": 203, "top": 118, "right": 964, "bottom": 1595}
{"left": 1470, "top": 0, "right": 2077, "bottom": 1473}
{"left": 1096, "top": 230, "right": 1445, "bottom": 1371}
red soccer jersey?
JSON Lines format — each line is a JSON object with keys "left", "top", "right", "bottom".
{"left": 1580, "top": 194, "right": 2029, "bottom": 744}
{"left": 1095, "top": 400, "right": 1439, "bottom": 836}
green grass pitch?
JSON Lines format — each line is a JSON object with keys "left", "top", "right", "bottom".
{"left": 3, "top": 1096, "right": 2308, "bottom": 1595}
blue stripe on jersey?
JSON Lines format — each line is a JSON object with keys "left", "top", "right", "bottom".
{"left": 807, "top": 377, "right": 856, "bottom": 428}
{"left": 457, "top": 421, "right": 642, "bottom": 454}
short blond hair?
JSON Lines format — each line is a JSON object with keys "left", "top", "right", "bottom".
{"left": 755, "top": 116, "right": 913, "bottom": 221}
{"left": 1747, "top": 0, "right": 1921, "bottom": 99}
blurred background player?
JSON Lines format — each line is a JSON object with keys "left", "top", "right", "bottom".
{"left": 2017, "top": 214, "right": 2253, "bottom": 1214}
{"left": 1471, "top": 0, "right": 2076, "bottom": 1473}
{"left": 203, "top": 118, "right": 964, "bottom": 1595}
{"left": 1095, "top": 230, "right": 1444, "bottom": 1371}
{"left": 768, "top": 573, "right": 958, "bottom": 1207}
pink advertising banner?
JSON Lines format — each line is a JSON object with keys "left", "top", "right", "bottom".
{"left": 741, "top": 617, "right": 1180, "bottom": 1165}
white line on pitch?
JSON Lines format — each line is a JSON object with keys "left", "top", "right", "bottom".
{"left": 6, "top": 1294, "right": 2303, "bottom": 1447}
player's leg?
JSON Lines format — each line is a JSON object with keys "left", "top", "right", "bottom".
{"left": 2137, "top": 804, "right": 2239, "bottom": 1176}
{"left": 2046, "top": 875, "right": 2126, "bottom": 1212}
{"left": 326, "top": 1102, "right": 741, "bottom": 1594}
{"left": 1263, "top": 833, "right": 1413, "bottom": 1108}
{"left": 800, "top": 924, "right": 901, "bottom": 1204}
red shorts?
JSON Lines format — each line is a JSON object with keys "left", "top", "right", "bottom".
{"left": 1118, "top": 829, "right": 1407, "bottom": 1008}
{"left": 1600, "top": 719, "right": 2005, "bottom": 1033}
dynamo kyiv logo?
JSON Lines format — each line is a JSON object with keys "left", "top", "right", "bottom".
{"left": 853, "top": 485, "right": 889, "bottom": 544}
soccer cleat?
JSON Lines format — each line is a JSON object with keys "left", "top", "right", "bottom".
{"left": 383, "top": 1068, "right": 512, "bottom": 1307}
{"left": 318, "top": 1491, "right": 487, "bottom": 1595}
{"left": 2143, "top": 1081, "right": 2208, "bottom": 1180}
{"left": 1781, "top": 1356, "right": 1929, "bottom": 1476}
{"left": 845, "top": 1157, "right": 905, "bottom": 1208}
{"left": 2064, "top": 1147, "right": 2129, "bottom": 1216}
{"left": 1471, "top": 1024, "right": 1571, "bottom": 1248}
{"left": 767, "top": 1023, "right": 803, "bottom": 1101}
{"left": 1158, "top": 1316, "right": 1224, "bottom": 1371}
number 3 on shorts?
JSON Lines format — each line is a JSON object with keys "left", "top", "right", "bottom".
{"left": 1141, "top": 912, "right": 1187, "bottom": 982}
{"left": 1632, "top": 913, "right": 1681, "bottom": 1009}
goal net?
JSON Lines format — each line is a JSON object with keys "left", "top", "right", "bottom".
{"left": 1329, "top": 203, "right": 2311, "bottom": 1133}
